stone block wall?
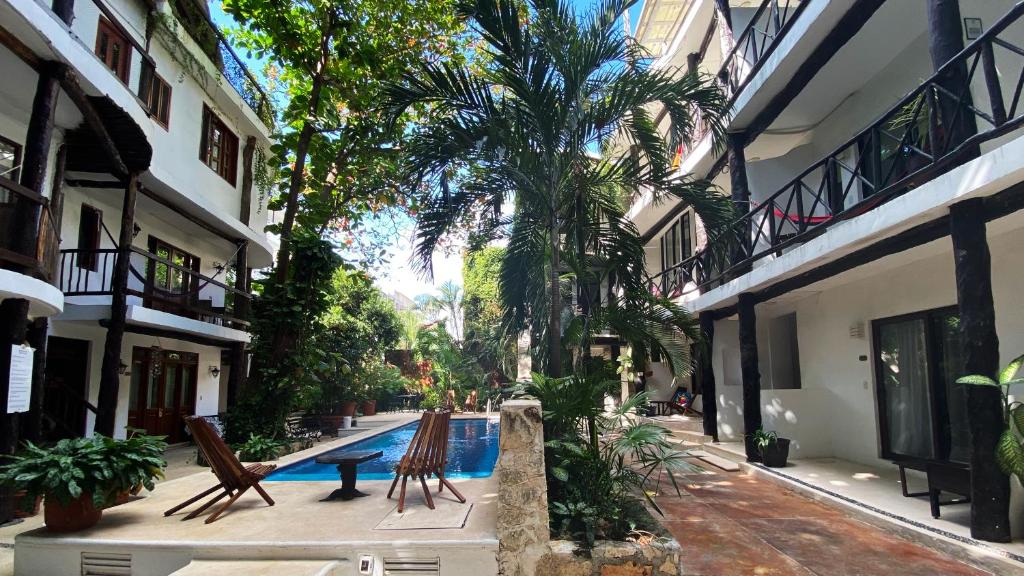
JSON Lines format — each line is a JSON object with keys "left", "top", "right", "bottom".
{"left": 496, "top": 399, "right": 549, "bottom": 576}
{"left": 535, "top": 539, "right": 683, "bottom": 576}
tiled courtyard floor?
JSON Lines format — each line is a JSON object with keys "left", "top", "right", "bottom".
{"left": 656, "top": 461, "right": 1005, "bottom": 576}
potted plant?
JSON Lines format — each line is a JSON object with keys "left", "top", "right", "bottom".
{"left": 100, "top": 430, "right": 168, "bottom": 506}
{"left": 751, "top": 428, "right": 790, "bottom": 467}
{"left": 957, "top": 354, "right": 1024, "bottom": 486}
{"left": 0, "top": 433, "right": 167, "bottom": 532}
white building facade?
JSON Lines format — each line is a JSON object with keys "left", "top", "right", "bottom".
{"left": 0, "top": 0, "right": 273, "bottom": 450}
{"left": 630, "top": 0, "right": 1024, "bottom": 545}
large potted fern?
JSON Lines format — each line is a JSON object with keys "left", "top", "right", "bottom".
{"left": 0, "top": 432, "right": 166, "bottom": 532}
{"left": 956, "top": 354, "right": 1024, "bottom": 485}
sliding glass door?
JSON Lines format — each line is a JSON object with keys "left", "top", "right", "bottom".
{"left": 873, "top": 307, "right": 968, "bottom": 463}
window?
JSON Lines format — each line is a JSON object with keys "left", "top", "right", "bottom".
{"left": 95, "top": 18, "right": 131, "bottom": 83}
{"left": 680, "top": 212, "right": 693, "bottom": 260}
{"left": 76, "top": 205, "right": 102, "bottom": 271}
{"left": 0, "top": 134, "right": 21, "bottom": 183}
{"left": 873, "top": 307, "right": 968, "bottom": 463}
{"left": 200, "top": 106, "right": 238, "bottom": 185}
{"left": 764, "top": 313, "right": 801, "bottom": 390}
{"left": 139, "top": 63, "right": 172, "bottom": 128}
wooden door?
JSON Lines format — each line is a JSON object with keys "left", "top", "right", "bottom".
{"left": 145, "top": 237, "right": 201, "bottom": 318}
{"left": 128, "top": 348, "right": 199, "bottom": 442}
{"left": 42, "top": 337, "right": 90, "bottom": 441}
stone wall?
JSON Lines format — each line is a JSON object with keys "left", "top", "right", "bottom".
{"left": 535, "top": 539, "right": 683, "bottom": 576}
{"left": 496, "top": 399, "right": 549, "bottom": 576}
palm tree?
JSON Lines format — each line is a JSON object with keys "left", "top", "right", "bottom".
{"left": 385, "top": 0, "right": 732, "bottom": 377}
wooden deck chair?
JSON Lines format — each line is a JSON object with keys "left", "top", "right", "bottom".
{"left": 164, "top": 416, "right": 277, "bottom": 524}
{"left": 387, "top": 411, "right": 466, "bottom": 513}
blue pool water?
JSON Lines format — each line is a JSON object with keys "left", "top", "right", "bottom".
{"left": 265, "top": 418, "right": 500, "bottom": 481}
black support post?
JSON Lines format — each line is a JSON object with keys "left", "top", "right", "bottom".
{"left": 926, "top": 0, "right": 978, "bottom": 156}
{"left": 23, "top": 318, "right": 48, "bottom": 443}
{"left": 950, "top": 198, "right": 1010, "bottom": 543}
{"left": 737, "top": 293, "right": 762, "bottom": 461}
{"left": 226, "top": 241, "right": 250, "bottom": 408}
{"left": 96, "top": 173, "right": 139, "bottom": 437}
{"left": 699, "top": 311, "right": 718, "bottom": 441}
{"left": 0, "top": 299, "right": 31, "bottom": 522}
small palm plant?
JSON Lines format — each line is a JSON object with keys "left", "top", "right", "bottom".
{"left": 956, "top": 354, "right": 1024, "bottom": 484}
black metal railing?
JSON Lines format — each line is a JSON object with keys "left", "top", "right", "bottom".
{"left": 59, "top": 247, "right": 251, "bottom": 329}
{"left": 0, "top": 177, "right": 60, "bottom": 283}
{"left": 652, "top": 3, "right": 1024, "bottom": 298}
{"left": 717, "top": 0, "right": 809, "bottom": 102}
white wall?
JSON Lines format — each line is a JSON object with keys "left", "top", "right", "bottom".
{"left": 711, "top": 213, "right": 1024, "bottom": 465}
{"left": 48, "top": 321, "right": 223, "bottom": 440}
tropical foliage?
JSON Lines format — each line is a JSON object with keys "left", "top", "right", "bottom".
{"left": 957, "top": 354, "right": 1024, "bottom": 485}
{"left": 221, "top": 0, "right": 465, "bottom": 440}
{"left": 0, "top": 432, "right": 167, "bottom": 508}
{"left": 522, "top": 373, "right": 696, "bottom": 544}
{"left": 385, "top": 0, "right": 731, "bottom": 377}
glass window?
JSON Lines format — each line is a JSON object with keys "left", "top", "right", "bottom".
{"left": 874, "top": 307, "right": 965, "bottom": 462}
{"left": 765, "top": 313, "right": 801, "bottom": 390}
{"left": 0, "top": 135, "right": 21, "bottom": 183}
{"left": 95, "top": 19, "right": 131, "bottom": 83}
{"left": 139, "top": 63, "right": 172, "bottom": 128}
{"left": 200, "top": 105, "right": 238, "bottom": 184}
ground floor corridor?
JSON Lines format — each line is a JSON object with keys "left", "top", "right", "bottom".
{"left": 656, "top": 461, "right": 1008, "bottom": 576}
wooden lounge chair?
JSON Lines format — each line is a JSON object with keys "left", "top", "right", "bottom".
{"left": 387, "top": 411, "right": 466, "bottom": 513}
{"left": 667, "top": 387, "right": 702, "bottom": 417}
{"left": 164, "top": 416, "right": 276, "bottom": 524}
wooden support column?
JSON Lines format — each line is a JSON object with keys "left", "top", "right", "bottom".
{"left": 926, "top": 0, "right": 978, "bottom": 155}
{"left": 737, "top": 293, "right": 762, "bottom": 461}
{"left": 728, "top": 132, "right": 751, "bottom": 269}
{"left": 96, "top": 173, "right": 139, "bottom": 437}
{"left": 0, "top": 299, "right": 30, "bottom": 522}
{"left": 240, "top": 136, "right": 256, "bottom": 226}
{"left": 226, "top": 241, "right": 250, "bottom": 407}
{"left": 23, "top": 319, "right": 48, "bottom": 443}
{"left": 699, "top": 311, "right": 718, "bottom": 441}
{"left": 51, "top": 0, "right": 75, "bottom": 25}
{"left": 950, "top": 198, "right": 1010, "bottom": 542}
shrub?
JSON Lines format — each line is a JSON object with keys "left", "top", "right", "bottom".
{"left": 235, "top": 433, "right": 288, "bottom": 462}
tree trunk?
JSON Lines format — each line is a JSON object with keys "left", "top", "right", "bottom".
{"left": 926, "top": 0, "right": 978, "bottom": 157}
{"left": 23, "top": 318, "right": 48, "bottom": 443}
{"left": 96, "top": 173, "right": 139, "bottom": 436}
{"left": 737, "top": 293, "right": 762, "bottom": 461}
{"left": 548, "top": 205, "right": 562, "bottom": 378}
{"left": 950, "top": 198, "right": 1010, "bottom": 542}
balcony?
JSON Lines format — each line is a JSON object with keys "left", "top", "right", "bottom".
{"left": 651, "top": 3, "right": 1024, "bottom": 299}
{"left": 58, "top": 247, "right": 250, "bottom": 330}
{"left": 0, "top": 177, "right": 60, "bottom": 283}
{"left": 717, "top": 0, "right": 809, "bottom": 104}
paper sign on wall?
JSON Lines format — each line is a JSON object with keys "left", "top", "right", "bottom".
{"left": 7, "top": 345, "right": 33, "bottom": 414}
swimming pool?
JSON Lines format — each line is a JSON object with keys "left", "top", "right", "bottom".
{"left": 265, "top": 417, "right": 500, "bottom": 481}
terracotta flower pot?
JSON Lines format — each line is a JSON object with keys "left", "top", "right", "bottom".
{"left": 320, "top": 414, "right": 344, "bottom": 430}
{"left": 340, "top": 401, "right": 358, "bottom": 418}
{"left": 44, "top": 493, "right": 102, "bottom": 532}
{"left": 361, "top": 399, "right": 377, "bottom": 417}
{"left": 14, "top": 490, "right": 41, "bottom": 518}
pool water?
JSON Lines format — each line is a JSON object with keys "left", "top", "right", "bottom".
{"left": 265, "top": 417, "right": 500, "bottom": 481}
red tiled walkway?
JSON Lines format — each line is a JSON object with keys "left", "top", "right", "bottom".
{"left": 655, "top": 462, "right": 995, "bottom": 576}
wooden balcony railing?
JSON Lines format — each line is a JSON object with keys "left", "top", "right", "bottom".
{"left": 652, "top": 3, "right": 1024, "bottom": 299}
{"left": 0, "top": 177, "right": 60, "bottom": 283}
{"left": 717, "top": 0, "right": 809, "bottom": 103}
{"left": 59, "top": 247, "right": 251, "bottom": 329}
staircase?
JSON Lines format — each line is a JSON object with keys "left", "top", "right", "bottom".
{"left": 647, "top": 415, "right": 745, "bottom": 472}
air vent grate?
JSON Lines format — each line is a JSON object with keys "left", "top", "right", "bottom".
{"left": 81, "top": 551, "right": 131, "bottom": 576}
{"left": 383, "top": 557, "right": 440, "bottom": 575}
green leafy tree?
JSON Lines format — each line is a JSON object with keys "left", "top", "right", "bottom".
{"left": 385, "top": 0, "right": 731, "bottom": 377}
{"left": 463, "top": 246, "right": 514, "bottom": 377}
{"left": 221, "top": 0, "right": 464, "bottom": 437}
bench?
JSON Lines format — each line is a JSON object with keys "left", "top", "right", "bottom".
{"left": 314, "top": 449, "right": 384, "bottom": 501}
{"left": 893, "top": 458, "right": 971, "bottom": 518}
{"left": 285, "top": 413, "right": 321, "bottom": 446}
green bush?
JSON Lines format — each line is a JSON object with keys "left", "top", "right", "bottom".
{"left": 235, "top": 433, "right": 288, "bottom": 462}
